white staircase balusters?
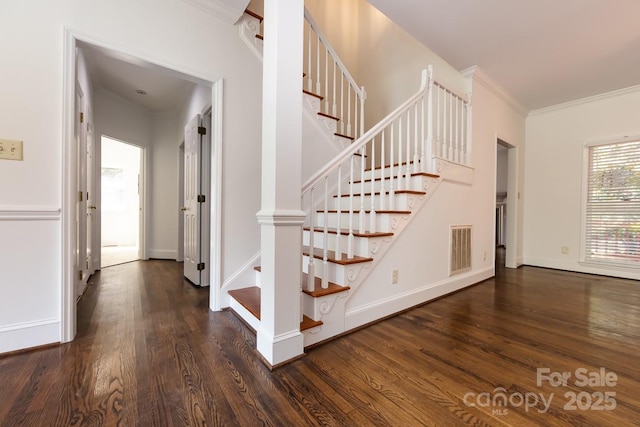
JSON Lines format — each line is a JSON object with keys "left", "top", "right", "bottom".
{"left": 335, "top": 165, "right": 343, "bottom": 260}
{"left": 466, "top": 93, "right": 473, "bottom": 165}
{"left": 359, "top": 144, "right": 366, "bottom": 234}
{"left": 307, "top": 188, "right": 315, "bottom": 292}
{"left": 369, "top": 137, "right": 376, "bottom": 233}
{"left": 389, "top": 122, "right": 395, "bottom": 210}
{"left": 322, "top": 176, "right": 329, "bottom": 289}
{"left": 379, "top": 130, "right": 386, "bottom": 211}
{"left": 425, "top": 68, "right": 434, "bottom": 172}
{"left": 303, "top": 9, "right": 366, "bottom": 141}
{"left": 347, "top": 155, "right": 355, "bottom": 259}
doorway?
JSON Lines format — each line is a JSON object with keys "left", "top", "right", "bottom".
{"left": 100, "top": 136, "right": 143, "bottom": 268}
{"left": 496, "top": 138, "right": 518, "bottom": 269}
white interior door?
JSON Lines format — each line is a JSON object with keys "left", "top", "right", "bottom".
{"left": 183, "top": 114, "right": 202, "bottom": 284}
{"left": 75, "top": 84, "right": 88, "bottom": 297}
{"left": 86, "top": 121, "right": 95, "bottom": 272}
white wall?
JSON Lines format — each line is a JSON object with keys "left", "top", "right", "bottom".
{"left": 524, "top": 87, "right": 640, "bottom": 279}
{"left": 0, "top": 0, "right": 262, "bottom": 353}
{"left": 305, "top": 0, "right": 468, "bottom": 129}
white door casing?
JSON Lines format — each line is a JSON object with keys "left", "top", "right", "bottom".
{"left": 184, "top": 114, "right": 202, "bottom": 285}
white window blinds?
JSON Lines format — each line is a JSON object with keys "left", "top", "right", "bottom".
{"left": 585, "top": 140, "right": 640, "bottom": 267}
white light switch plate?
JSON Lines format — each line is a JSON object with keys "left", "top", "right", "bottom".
{"left": 0, "top": 139, "right": 23, "bottom": 160}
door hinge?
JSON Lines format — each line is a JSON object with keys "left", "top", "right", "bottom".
{"left": 198, "top": 126, "right": 207, "bottom": 135}
{"left": 78, "top": 270, "right": 83, "bottom": 280}
{"left": 197, "top": 194, "right": 206, "bottom": 203}
{"left": 80, "top": 112, "right": 84, "bottom": 123}
{"left": 78, "top": 191, "right": 84, "bottom": 202}
{"left": 197, "top": 263, "right": 205, "bottom": 271}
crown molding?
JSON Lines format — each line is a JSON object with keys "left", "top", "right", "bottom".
{"left": 528, "top": 84, "right": 640, "bottom": 117}
{"left": 182, "top": 0, "right": 249, "bottom": 24}
{"left": 461, "top": 66, "right": 528, "bottom": 117}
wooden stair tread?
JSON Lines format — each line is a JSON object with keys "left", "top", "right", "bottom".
{"left": 254, "top": 266, "right": 261, "bottom": 272}
{"left": 255, "top": 34, "right": 264, "bottom": 41}
{"left": 302, "top": 273, "right": 350, "bottom": 297}
{"left": 318, "top": 209, "right": 412, "bottom": 215}
{"left": 303, "top": 89, "right": 324, "bottom": 100}
{"left": 303, "top": 246, "right": 373, "bottom": 265}
{"left": 304, "top": 227, "right": 393, "bottom": 238}
{"left": 317, "top": 112, "right": 340, "bottom": 121}
{"left": 229, "top": 286, "right": 323, "bottom": 331}
{"left": 351, "top": 171, "right": 440, "bottom": 184}
{"left": 334, "top": 132, "right": 355, "bottom": 140}
{"left": 229, "top": 287, "right": 261, "bottom": 319}
{"left": 301, "top": 315, "right": 323, "bottom": 331}
{"left": 244, "top": 9, "right": 263, "bottom": 22}
{"left": 334, "top": 190, "right": 426, "bottom": 197}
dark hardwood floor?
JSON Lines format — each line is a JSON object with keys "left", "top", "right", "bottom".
{"left": 1, "top": 258, "right": 639, "bottom": 426}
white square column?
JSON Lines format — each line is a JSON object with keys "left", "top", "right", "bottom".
{"left": 256, "top": 0, "right": 306, "bottom": 367}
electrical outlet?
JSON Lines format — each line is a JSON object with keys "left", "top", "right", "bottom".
{"left": 0, "top": 139, "right": 23, "bottom": 161}
{"left": 561, "top": 246, "right": 569, "bottom": 255}
{"left": 391, "top": 269, "right": 398, "bottom": 284}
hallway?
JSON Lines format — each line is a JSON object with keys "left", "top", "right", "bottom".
{"left": 1, "top": 260, "right": 639, "bottom": 425}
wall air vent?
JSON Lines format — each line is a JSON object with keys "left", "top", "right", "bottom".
{"left": 450, "top": 225, "right": 472, "bottom": 275}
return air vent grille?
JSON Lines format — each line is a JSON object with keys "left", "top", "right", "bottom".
{"left": 450, "top": 225, "right": 472, "bottom": 275}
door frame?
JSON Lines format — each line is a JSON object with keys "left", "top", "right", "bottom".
{"left": 495, "top": 136, "right": 519, "bottom": 269}
{"left": 61, "top": 29, "right": 224, "bottom": 342}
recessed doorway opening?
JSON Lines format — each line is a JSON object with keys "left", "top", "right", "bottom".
{"left": 101, "top": 136, "right": 143, "bottom": 268}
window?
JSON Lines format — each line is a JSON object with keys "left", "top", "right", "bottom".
{"left": 584, "top": 139, "right": 640, "bottom": 268}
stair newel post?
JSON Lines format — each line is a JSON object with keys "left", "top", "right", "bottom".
{"left": 322, "top": 176, "right": 329, "bottom": 289}
{"left": 455, "top": 96, "right": 460, "bottom": 163}
{"left": 359, "top": 143, "right": 366, "bottom": 234}
{"left": 335, "top": 165, "right": 342, "bottom": 259}
{"left": 307, "top": 23, "right": 312, "bottom": 92}
{"left": 360, "top": 86, "right": 366, "bottom": 139}
{"left": 307, "top": 188, "right": 316, "bottom": 292}
{"left": 448, "top": 91, "right": 454, "bottom": 161}
{"left": 315, "top": 32, "right": 321, "bottom": 95}
{"left": 405, "top": 109, "right": 412, "bottom": 188}
{"left": 413, "top": 100, "right": 419, "bottom": 173}
{"left": 441, "top": 89, "right": 447, "bottom": 159}
{"left": 332, "top": 62, "right": 337, "bottom": 117}
{"left": 340, "top": 74, "right": 345, "bottom": 135}
{"left": 389, "top": 122, "right": 395, "bottom": 210}
{"left": 397, "top": 115, "right": 404, "bottom": 192}
{"left": 465, "top": 92, "right": 472, "bottom": 165}
{"left": 324, "top": 45, "right": 329, "bottom": 113}
{"left": 436, "top": 86, "right": 441, "bottom": 158}
{"left": 347, "top": 156, "right": 355, "bottom": 259}
{"left": 425, "top": 66, "right": 434, "bottom": 173}
{"left": 369, "top": 138, "right": 377, "bottom": 233}
{"left": 379, "top": 129, "right": 386, "bottom": 211}
{"left": 347, "top": 87, "right": 352, "bottom": 138}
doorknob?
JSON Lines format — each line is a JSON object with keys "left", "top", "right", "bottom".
{"left": 88, "top": 205, "right": 97, "bottom": 210}
{"left": 180, "top": 206, "right": 189, "bottom": 211}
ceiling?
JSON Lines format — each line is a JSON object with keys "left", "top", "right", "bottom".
{"left": 367, "top": 0, "right": 640, "bottom": 111}
{"left": 79, "top": 42, "right": 198, "bottom": 112}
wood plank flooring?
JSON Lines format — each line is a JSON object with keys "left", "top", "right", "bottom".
{"left": 1, "top": 258, "right": 639, "bottom": 426}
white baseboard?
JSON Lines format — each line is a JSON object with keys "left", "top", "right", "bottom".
{"left": 524, "top": 257, "right": 640, "bottom": 280}
{"left": 220, "top": 252, "right": 261, "bottom": 308}
{"left": 345, "top": 267, "right": 494, "bottom": 331}
{"left": 0, "top": 318, "right": 60, "bottom": 354}
{"left": 147, "top": 249, "right": 178, "bottom": 260}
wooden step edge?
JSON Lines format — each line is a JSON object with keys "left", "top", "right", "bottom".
{"left": 255, "top": 34, "right": 264, "bottom": 41}
{"left": 301, "top": 315, "right": 323, "bottom": 331}
{"left": 351, "top": 172, "right": 440, "bottom": 185}
{"left": 302, "top": 246, "right": 373, "bottom": 265}
{"left": 244, "top": 9, "right": 263, "bottom": 22}
{"left": 334, "top": 132, "right": 355, "bottom": 140}
{"left": 254, "top": 266, "right": 261, "bottom": 272}
{"left": 317, "top": 111, "right": 340, "bottom": 121}
{"left": 333, "top": 190, "right": 427, "bottom": 198}
{"left": 303, "top": 227, "right": 394, "bottom": 239}
{"left": 317, "top": 209, "right": 412, "bottom": 215}
{"left": 301, "top": 273, "right": 350, "bottom": 297}
{"left": 303, "top": 89, "right": 324, "bottom": 100}
{"left": 228, "top": 287, "right": 261, "bottom": 320}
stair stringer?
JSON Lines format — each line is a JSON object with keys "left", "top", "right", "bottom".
{"left": 238, "top": 12, "right": 263, "bottom": 61}
{"left": 302, "top": 174, "right": 443, "bottom": 346}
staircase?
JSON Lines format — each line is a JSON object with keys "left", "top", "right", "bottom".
{"left": 230, "top": 7, "right": 472, "bottom": 349}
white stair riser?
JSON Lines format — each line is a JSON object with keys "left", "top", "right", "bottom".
{"left": 255, "top": 269, "right": 261, "bottom": 287}
{"left": 302, "top": 230, "right": 380, "bottom": 257}
{"left": 333, "top": 193, "right": 417, "bottom": 211}
{"left": 302, "top": 255, "right": 370, "bottom": 287}
{"left": 302, "top": 291, "right": 349, "bottom": 325}
{"left": 349, "top": 173, "right": 432, "bottom": 194}
{"left": 361, "top": 164, "right": 420, "bottom": 181}
{"left": 316, "top": 212, "right": 411, "bottom": 233}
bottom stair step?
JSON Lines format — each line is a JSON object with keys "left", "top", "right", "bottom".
{"left": 228, "top": 286, "right": 323, "bottom": 331}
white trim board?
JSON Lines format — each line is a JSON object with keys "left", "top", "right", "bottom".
{"left": 0, "top": 207, "right": 61, "bottom": 221}
{"left": 529, "top": 84, "right": 640, "bottom": 117}
{"left": 0, "top": 318, "right": 60, "bottom": 354}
